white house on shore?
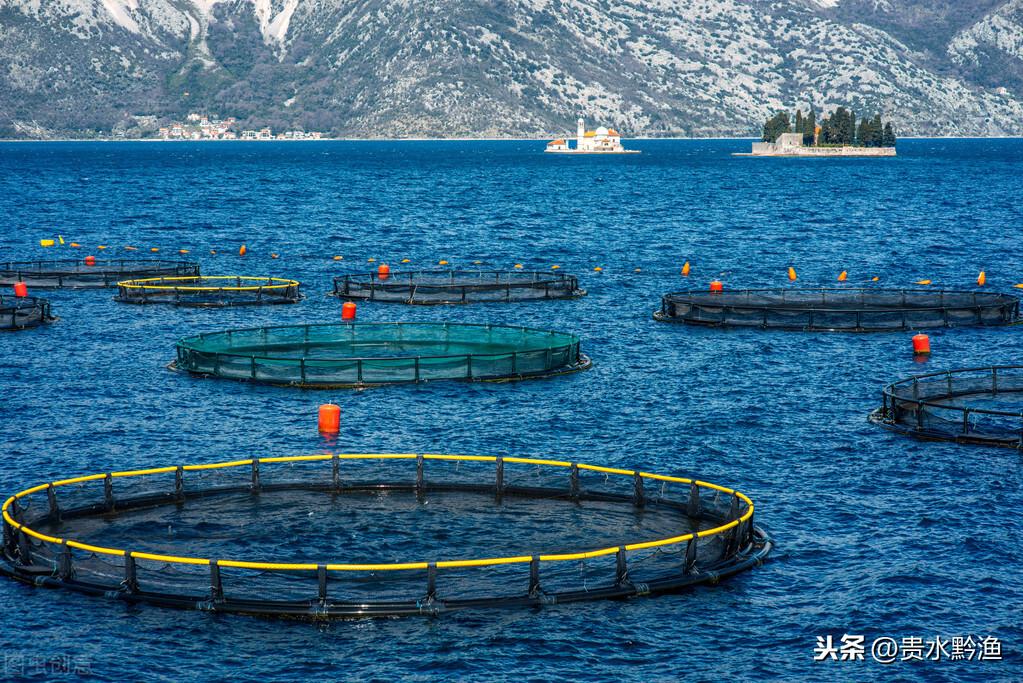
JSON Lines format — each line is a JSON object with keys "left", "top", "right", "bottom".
{"left": 546, "top": 118, "right": 638, "bottom": 154}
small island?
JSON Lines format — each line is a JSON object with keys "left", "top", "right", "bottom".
{"left": 545, "top": 118, "right": 639, "bottom": 154}
{"left": 736, "top": 106, "right": 896, "bottom": 157}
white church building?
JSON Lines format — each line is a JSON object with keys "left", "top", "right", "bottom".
{"left": 545, "top": 118, "right": 638, "bottom": 154}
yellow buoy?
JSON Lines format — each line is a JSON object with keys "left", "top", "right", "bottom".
{"left": 634, "top": 268, "right": 642, "bottom": 273}
{"left": 58, "top": 235, "right": 65, "bottom": 245}
{"left": 915, "top": 279, "right": 932, "bottom": 285}
{"left": 551, "top": 265, "right": 560, "bottom": 270}
{"left": 871, "top": 276, "right": 879, "bottom": 282}
{"left": 681, "top": 261, "right": 690, "bottom": 276}
{"left": 401, "top": 258, "right": 411, "bottom": 263}
{"left": 837, "top": 271, "right": 847, "bottom": 282}
{"left": 333, "top": 255, "right": 343, "bottom": 261}
{"left": 150, "top": 247, "right": 159, "bottom": 253}
{"left": 514, "top": 263, "right": 523, "bottom": 269}
{"left": 368, "top": 258, "right": 376, "bottom": 263}
{"left": 473, "top": 260, "right": 482, "bottom": 265}
{"left": 787, "top": 267, "right": 797, "bottom": 281}
{"left": 179, "top": 249, "right": 189, "bottom": 254}
{"left": 97, "top": 245, "right": 107, "bottom": 250}
{"left": 39, "top": 239, "right": 55, "bottom": 247}
{"left": 1013, "top": 284, "right": 1023, "bottom": 289}
{"left": 977, "top": 271, "right": 986, "bottom": 286}
{"left": 439, "top": 259, "right": 449, "bottom": 265}
{"left": 594, "top": 266, "right": 602, "bottom": 272}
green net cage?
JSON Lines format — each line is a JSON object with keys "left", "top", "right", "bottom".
{"left": 0, "top": 260, "right": 200, "bottom": 289}
{"left": 655, "top": 288, "right": 1021, "bottom": 331}
{"left": 115, "top": 276, "right": 302, "bottom": 307}
{"left": 332, "top": 270, "right": 586, "bottom": 305}
{"left": 0, "top": 295, "right": 55, "bottom": 330}
{"left": 871, "top": 365, "right": 1023, "bottom": 447}
{"left": 1, "top": 454, "right": 771, "bottom": 618}
{"left": 172, "top": 322, "right": 591, "bottom": 387}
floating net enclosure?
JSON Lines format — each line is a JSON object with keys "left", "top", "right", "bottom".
{"left": 655, "top": 288, "right": 1021, "bottom": 331}
{"left": 115, "top": 276, "right": 302, "bottom": 307}
{"left": 0, "top": 295, "right": 54, "bottom": 330}
{"left": 0, "top": 260, "right": 200, "bottom": 289}
{"left": 872, "top": 365, "right": 1023, "bottom": 447}
{"left": 171, "top": 322, "right": 590, "bottom": 387}
{"left": 0, "top": 453, "right": 771, "bottom": 618}
{"left": 332, "top": 270, "right": 586, "bottom": 305}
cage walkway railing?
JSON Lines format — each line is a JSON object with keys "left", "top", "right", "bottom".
{"left": 876, "top": 365, "right": 1023, "bottom": 446}
{"left": 1, "top": 454, "right": 763, "bottom": 615}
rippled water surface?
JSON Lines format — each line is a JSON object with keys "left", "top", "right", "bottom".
{"left": 0, "top": 140, "right": 1021, "bottom": 681}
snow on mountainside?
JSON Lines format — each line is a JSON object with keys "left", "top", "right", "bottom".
{"left": 1, "top": 0, "right": 1022, "bottom": 137}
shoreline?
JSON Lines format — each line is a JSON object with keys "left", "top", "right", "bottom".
{"left": 0, "top": 135, "right": 1021, "bottom": 143}
{"left": 1, "top": 134, "right": 1023, "bottom": 143}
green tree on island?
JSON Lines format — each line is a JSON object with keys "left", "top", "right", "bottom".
{"left": 761, "top": 106, "right": 895, "bottom": 147}
{"left": 803, "top": 108, "right": 816, "bottom": 146}
{"left": 762, "top": 111, "right": 792, "bottom": 142}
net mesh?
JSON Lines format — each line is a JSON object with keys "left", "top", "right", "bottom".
{"left": 876, "top": 366, "right": 1023, "bottom": 447}
{"left": 0, "top": 295, "right": 54, "bottom": 330}
{"left": 115, "top": 276, "right": 302, "bottom": 307}
{"left": 332, "top": 270, "right": 585, "bottom": 304}
{"left": 1, "top": 455, "right": 769, "bottom": 618}
{"left": 173, "top": 322, "right": 589, "bottom": 387}
{"left": 656, "top": 288, "right": 1021, "bottom": 331}
{"left": 0, "top": 260, "right": 200, "bottom": 289}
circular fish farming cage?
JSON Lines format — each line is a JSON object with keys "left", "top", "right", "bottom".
{"left": 0, "top": 295, "right": 55, "bottom": 330}
{"left": 654, "top": 288, "right": 1021, "bottom": 332}
{"left": 171, "top": 322, "right": 591, "bottom": 388}
{"left": 871, "top": 365, "right": 1023, "bottom": 448}
{"left": 0, "top": 453, "right": 772, "bottom": 618}
{"left": 0, "top": 260, "right": 200, "bottom": 289}
{"left": 331, "top": 270, "right": 586, "bottom": 305}
{"left": 115, "top": 276, "right": 302, "bottom": 307}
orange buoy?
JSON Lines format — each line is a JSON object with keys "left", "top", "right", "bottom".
{"left": 271, "top": 253, "right": 279, "bottom": 259}
{"left": 239, "top": 244, "right": 247, "bottom": 256}
{"left": 871, "top": 276, "right": 880, "bottom": 282}
{"left": 150, "top": 247, "right": 159, "bottom": 253}
{"left": 13, "top": 282, "right": 28, "bottom": 298}
{"left": 439, "top": 259, "right": 449, "bottom": 265}
{"left": 594, "top": 266, "right": 602, "bottom": 272}
{"left": 912, "top": 333, "right": 931, "bottom": 355}
{"left": 837, "top": 271, "right": 847, "bottom": 282}
{"left": 915, "top": 279, "right": 932, "bottom": 285}
{"left": 341, "top": 301, "right": 357, "bottom": 320}
{"left": 318, "top": 404, "right": 341, "bottom": 434}
{"left": 84, "top": 255, "right": 96, "bottom": 266}
{"left": 787, "top": 267, "right": 797, "bottom": 281}
{"left": 681, "top": 261, "right": 691, "bottom": 276}
{"left": 333, "top": 255, "right": 343, "bottom": 261}
{"left": 70, "top": 242, "right": 81, "bottom": 248}
{"left": 977, "top": 271, "right": 986, "bottom": 286}
{"left": 709, "top": 280, "right": 723, "bottom": 292}
{"left": 378, "top": 263, "right": 390, "bottom": 280}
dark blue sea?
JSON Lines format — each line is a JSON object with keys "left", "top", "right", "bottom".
{"left": 0, "top": 139, "right": 1021, "bottom": 681}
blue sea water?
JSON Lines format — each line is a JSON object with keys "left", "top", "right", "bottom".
{"left": 0, "top": 139, "right": 1021, "bottom": 681}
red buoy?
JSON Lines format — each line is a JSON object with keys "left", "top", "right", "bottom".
{"left": 84, "top": 255, "right": 96, "bottom": 266}
{"left": 13, "top": 282, "right": 28, "bottom": 298}
{"left": 378, "top": 263, "right": 390, "bottom": 281}
{"left": 318, "top": 404, "right": 341, "bottom": 434}
{"left": 709, "top": 280, "right": 723, "bottom": 292}
{"left": 912, "top": 333, "right": 930, "bottom": 355}
{"left": 341, "top": 301, "right": 357, "bottom": 320}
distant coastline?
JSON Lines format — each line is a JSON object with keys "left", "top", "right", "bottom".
{"left": 1, "top": 135, "right": 1022, "bottom": 143}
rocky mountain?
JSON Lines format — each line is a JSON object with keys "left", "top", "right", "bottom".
{"left": 1, "top": 0, "right": 1023, "bottom": 138}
